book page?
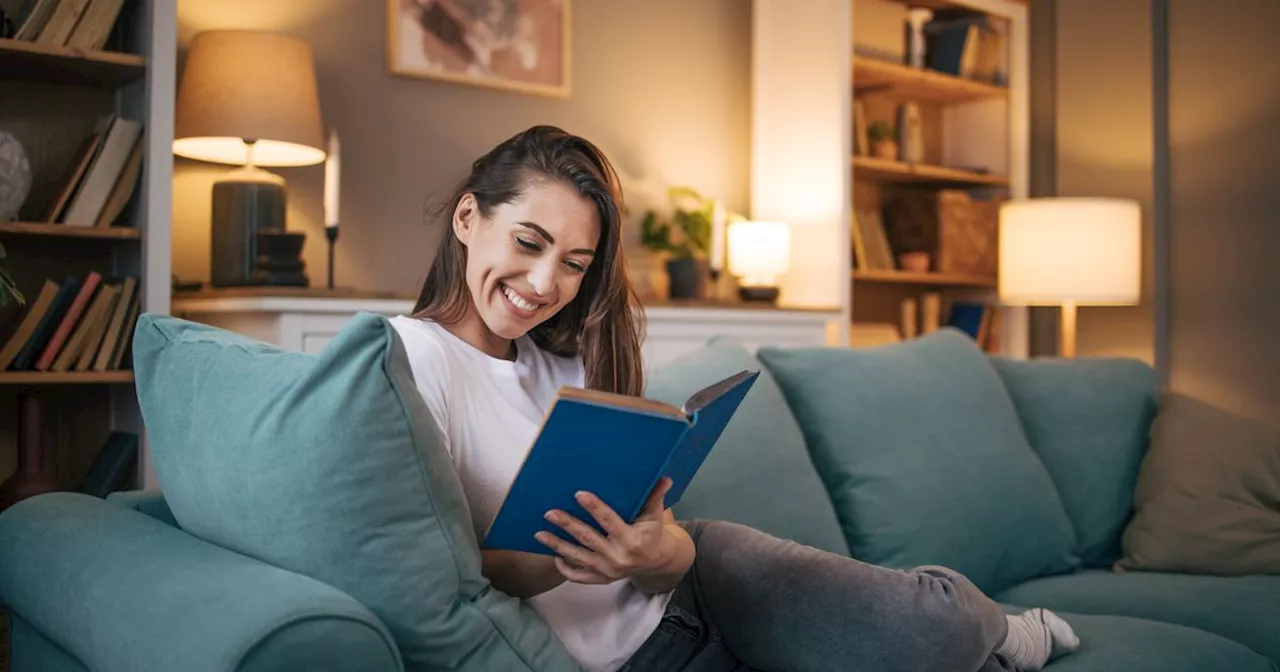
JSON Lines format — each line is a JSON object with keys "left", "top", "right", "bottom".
{"left": 683, "top": 369, "right": 758, "bottom": 415}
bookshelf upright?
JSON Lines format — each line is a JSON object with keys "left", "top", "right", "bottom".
{"left": 0, "top": 0, "right": 174, "bottom": 499}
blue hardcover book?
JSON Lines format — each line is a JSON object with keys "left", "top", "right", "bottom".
{"left": 483, "top": 369, "right": 760, "bottom": 555}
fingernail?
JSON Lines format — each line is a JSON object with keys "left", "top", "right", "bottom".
{"left": 544, "top": 510, "right": 559, "bottom": 522}
{"left": 575, "top": 491, "right": 589, "bottom": 501}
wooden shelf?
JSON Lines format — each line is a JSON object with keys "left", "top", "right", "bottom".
{"left": 852, "top": 269, "right": 997, "bottom": 287}
{"left": 853, "top": 56, "right": 1006, "bottom": 105}
{"left": 0, "top": 222, "right": 141, "bottom": 240}
{"left": 0, "top": 38, "right": 146, "bottom": 87}
{"left": 0, "top": 371, "right": 134, "bottom": 385}
{"left": 853, "top": 156, "right": 1009, "bottom": 187}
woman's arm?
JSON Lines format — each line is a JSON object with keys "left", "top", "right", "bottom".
{"left": 480, "top": 549, "right": 567, "bottom": 599}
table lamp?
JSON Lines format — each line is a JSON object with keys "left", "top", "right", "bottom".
{"left": 174, "top": 30, "right": 327, "bottom": 287}
{"left": 728, "top": 220, "right": 791, "bottom": 303}
{"left": 998, "top": 197, "right": 1141, "bottom": 357}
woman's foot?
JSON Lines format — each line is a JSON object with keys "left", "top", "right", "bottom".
{"left": 996, "top": 608, "right": 1081, "bottom": 671}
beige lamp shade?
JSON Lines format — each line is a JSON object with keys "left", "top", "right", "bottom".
{"left": 728, "top": 220, "right": 791, "bottom": 286}
{"left": 174, "top": 30, "right": 326, "bottom": 167}
{"left": 998, "top": 198, "right": 1142, "bottom": 306}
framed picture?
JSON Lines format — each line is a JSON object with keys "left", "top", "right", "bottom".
{"left": 387, "top": 0, "right": 571, "bottom": 98}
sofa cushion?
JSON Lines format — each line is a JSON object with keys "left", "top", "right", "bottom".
{"left": 1118, "top": 391, "right": 1280, "bottom": 576}
{"left": 997, "top": 569, "right": 1280, "bottom": 663}
{"left": 757, "top": 329, "right": 1080, "bottom": 594}
{"left": 644, "top": 337, "right": 850, "bottom": 556}
{"left": 989, "top": 356, "right": 1158, "bottom": 567}
{"left": 132, "top": 313, "right": 582, "bottom": 672}
{"left": 1031, "top": 612, "right": 1276, "bottom": 671}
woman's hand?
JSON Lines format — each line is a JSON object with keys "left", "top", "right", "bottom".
{"left": 536, "top": 477, "right": 695, "bottom": 594}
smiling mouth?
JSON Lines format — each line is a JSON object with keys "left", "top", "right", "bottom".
{"left": 501, "top": 284, "right": 542, "bottom": 314}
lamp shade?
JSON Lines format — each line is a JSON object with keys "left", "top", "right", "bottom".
{"left": 728, "top": 220, "right": 791, "bottom": 286}
{"left": 174, "top": 30, "right": 326, "bottom": 167}
{"left": 998, "top": 198, "right": 1141, "bottom": 306}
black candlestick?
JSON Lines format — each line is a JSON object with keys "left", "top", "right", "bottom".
{"left": 326, "top": 225, "right": 339, "bottom": 290}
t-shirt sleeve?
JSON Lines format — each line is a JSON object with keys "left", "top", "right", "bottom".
{"left": 389, "top": 318, "right": 454, "bottom": 454}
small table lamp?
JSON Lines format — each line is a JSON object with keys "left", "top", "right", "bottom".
{"left": 174, "top": 30, "right": 327, "bottom": 287}
{"left": 728, "top": 220, "right": 791, "bottom": 303}
{"left": 998, "top": 197, "right": 1141, "bottom": 357}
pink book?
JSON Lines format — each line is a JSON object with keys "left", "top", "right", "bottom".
{"left": 35, "top": 271, "right": 102, "bottom": 371}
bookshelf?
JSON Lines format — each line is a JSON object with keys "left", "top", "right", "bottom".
{"left": 0, "top": 0, "right": 175, "bottom": 501}
{"left": 751, "top": 0, "right": 1028, "bottom": 355}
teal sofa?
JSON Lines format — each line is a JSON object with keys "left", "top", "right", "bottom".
{"left": 0, "top": 313, "right": 1276, "bottom": 671}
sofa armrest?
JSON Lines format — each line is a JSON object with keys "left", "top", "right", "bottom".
{"left": 0, "top": 492, "right": 402, "bottom": 672}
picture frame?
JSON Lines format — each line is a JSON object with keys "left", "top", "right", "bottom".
{"left": 387, "top": 0, "right": 572, "bottom": 98}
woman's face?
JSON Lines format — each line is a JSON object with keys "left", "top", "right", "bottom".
{"left": 454, "top": 177, "right": 601, "bottom": 341}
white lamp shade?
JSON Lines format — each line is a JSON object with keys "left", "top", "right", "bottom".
{"left": 998, "top": 198, "right": 1142, "bottom": 306}
{"left": 728, "top": 220, "right": 791, "bottom": 286}
{"left": 174, "top": 30, "right": 326, "bottom": 167}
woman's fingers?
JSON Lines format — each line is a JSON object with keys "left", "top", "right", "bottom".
{"left": 554, "top": 556, "right": 613, "bottom": 584}
{"left": 574, "top": 490, "right": 629, "bottom": 537}
{"left": 545, "top": 509, "right": 609, "bottom": 554}
{"left": 535, "top": 530, "right": 608, "bottom": 575}
{"left": 640, "top": 477, "right": 673, "bottom": 521}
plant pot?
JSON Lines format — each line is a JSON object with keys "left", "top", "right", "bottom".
{"left": 872, "top": 139, "right": 899, "bottom": 160}
{"left": 665, "top": 258, "right": 707, "bottom": 300}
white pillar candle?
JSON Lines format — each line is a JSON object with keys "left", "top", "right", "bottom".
{"left": 324, "top": 129, "right": 341, "bottom": 228}
{"left": 710, "top": 199, "right": 727, "bottom": 272}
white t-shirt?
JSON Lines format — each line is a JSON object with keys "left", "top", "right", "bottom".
{"left": 389, "top": 315, "right": 672, "bottom": 672}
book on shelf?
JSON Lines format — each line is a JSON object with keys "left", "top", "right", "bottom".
{"left": 924, "top": 8, "right": 1006, "bottom": 85}
{"left": 0, "top": 271, "right": 139, "bottom": 373}
{"left": 57, "top": 115, "right": 144, "bottom": 228}
{"left": 483, "top": 369, "right": 760, "bottom": 555}
{"left": 11, "top": 0, "right": 127, "bottom": 51}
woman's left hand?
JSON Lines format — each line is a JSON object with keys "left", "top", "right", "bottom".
{"left": 536, "top": 477, "right": 690, "bottom": 589}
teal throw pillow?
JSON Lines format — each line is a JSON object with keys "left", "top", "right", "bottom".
{"left": 990, "top": 356, "right": 1158, "bottom": 567}
{"left": 757, "top": 329, "right": 1080, "bottom": 594}
{"left": 645, "top": 337, "right": 850, "bottom": 556}
{"left": 132, "top": 313, "right": 582, "bottom": 672}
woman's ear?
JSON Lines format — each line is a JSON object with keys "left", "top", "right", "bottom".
{"left": 453, "top": 193, "right": 479, "bottom": 245}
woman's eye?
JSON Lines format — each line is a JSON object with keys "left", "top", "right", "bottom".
{"left": 516, "top": 237, "right": 540, "bottom": 251}
{"left": 565, "top": 260, "right": 586, "bottom": 273}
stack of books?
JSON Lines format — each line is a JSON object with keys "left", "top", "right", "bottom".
{"left": 41, "top": 114, "right": 145, "bottom": 229}
{"left": 7, "top": 0, "right": 127, "bottom": 51}
{"left": 0, "top": 271, "right": 139, "bottom": 372}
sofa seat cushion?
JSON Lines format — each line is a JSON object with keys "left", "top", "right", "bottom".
{"left": 1027, "top": 612, "right": 1276, "bottom": 671}
{"left": 998, "top": 569, "right": 1280, "bottom": 663}
{"left": 644, "top": 337, "right": 850, "bottom": 556}
{"left": 757, "top": 329, "right": 1080, "bottom": 595}
{"left": 10, "top": 612, "right": 88, "bottom": 672}
{"left": 132, "top": 313, "right": 581, "bottom": 672}
{"left": 990, "top": 356, "right": 1158, "bottom": 567}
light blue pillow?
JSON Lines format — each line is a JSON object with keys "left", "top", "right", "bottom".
{"left": 756, "top": 329, "right": 1080, "bottom": 594}
{"left": 989, "top": 356, "right": 1158, "bottom": 567}
{"left": 645, "top": 337, "right": 850, "bottom": 556}
{"left": 132, "top": 313, "right": 582, "bottom": 672}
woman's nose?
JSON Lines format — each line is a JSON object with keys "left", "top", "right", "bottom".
{"left": 528, "top": 260, "right": 556, "bottom": 297}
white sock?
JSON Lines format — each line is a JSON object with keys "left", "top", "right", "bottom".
{"left": 996, "top": 608, "right": 1081, "bottom": 671}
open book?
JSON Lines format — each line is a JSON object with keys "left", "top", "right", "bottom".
{"left": 482, "top": 369, "right": 760, "bottom": 555}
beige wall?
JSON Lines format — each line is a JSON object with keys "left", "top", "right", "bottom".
{"left": 173, "top": 0, "right": 751, "bottom": 298}
{"left": 1051, "top": 0, "right": 1157, "bottom": 363}
{"left": 1167, "top": 0, "right": 1280, "bottom": 430}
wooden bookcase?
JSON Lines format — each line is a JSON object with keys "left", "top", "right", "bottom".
{"left": 0, "top": 0, "right": 175, "bottom": 497}
{"left": 751, "top": 0, "right": 1030, "bottom": 356}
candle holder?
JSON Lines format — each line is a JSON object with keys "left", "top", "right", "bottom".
{"left": 326, "top": 225, "right": 339, "bottom": 290}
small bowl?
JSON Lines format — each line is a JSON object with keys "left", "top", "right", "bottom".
{"left": 898, "top": 252, "right": 931, "bottom": 273}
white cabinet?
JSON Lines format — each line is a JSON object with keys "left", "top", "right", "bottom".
{"left": 171, "top": 293, "right": 839, "bottom": 365}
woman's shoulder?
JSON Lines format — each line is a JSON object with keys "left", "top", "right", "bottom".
{"left": 388, "top": 315, "right": 455, "bottom": 372}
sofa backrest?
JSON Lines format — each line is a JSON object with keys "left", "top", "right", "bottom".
{"left": 644, "top": 336, "right": 850, "bottom": 557}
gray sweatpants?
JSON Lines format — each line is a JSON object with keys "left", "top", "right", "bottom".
{"left": 621, "top": 520, "right": 1016, "bottom": 672}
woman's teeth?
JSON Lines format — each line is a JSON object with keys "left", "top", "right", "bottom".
{"left": 503, "top": 285, "right": 538, "bottom": 312}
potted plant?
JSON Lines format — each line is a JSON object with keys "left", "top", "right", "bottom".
{"left": 640, "top": 186, "right": 714, "bottom": 300}
{"left": 869, "top": 121, "right": 898, "bottom": 160}
{"left": 0, "top": 241, "right": 24, "bottom": 311}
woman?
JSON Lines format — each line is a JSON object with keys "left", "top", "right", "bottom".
{"left": 390, "top": 125, "right": 1080, "bottom": 672}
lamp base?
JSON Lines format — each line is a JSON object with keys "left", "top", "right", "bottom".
{"left": 250, "top": 230, "right": 309, "bottom": 287}
{"left": 210, "top": 166, "right": 287, "bottom": 287}
{"left": 738, "top": 286, "right": 780, "bottom": 304}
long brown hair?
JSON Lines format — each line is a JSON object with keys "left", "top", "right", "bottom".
{"left": 412, "top": 125, "right": 647, "bottom": 397}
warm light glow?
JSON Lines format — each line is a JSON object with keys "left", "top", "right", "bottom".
{"left": 174, "top": 30, "right": 326, "bottom": 167}
{"left": 172, "top": 137, "right": 325, "bottom": 167}
{"left": 728, "top": 220, "right": 791, "bottom": 287}
{"left": 999, "top": 198, "right": 1142, "bottom": 305}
